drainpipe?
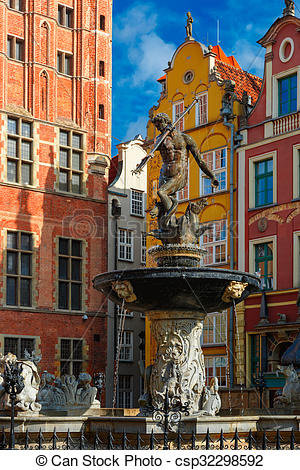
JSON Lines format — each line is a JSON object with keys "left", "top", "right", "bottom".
{"left": 223, "top": 115, "right": 235, "bottom": 389}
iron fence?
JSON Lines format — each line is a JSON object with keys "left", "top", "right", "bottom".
{"left": 1, "top": 427, "right": 300, "bottom": 450}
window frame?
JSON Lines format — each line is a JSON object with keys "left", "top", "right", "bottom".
{"left": 5, "top": 230, "right": 34, "bottom": 307}
{"left": 118, "top": 228, "right": 133, "bottom": 262}
{"left": 59, "top": 337, "right": 83, "bottom": 377}
{"left": 278, "top": 73, "right": 297, "bottom": 117}
{"left": 99, "top": 60, "right": 105, "bottom": 77}
{"left": 98, "top": 104, "right": 104, "bottom": 120}
{"left": 293, "top": 231, "right": 300, "bottom": 288}
{"left": 119, "top": 330, "right": 133, "bottom": 362}
{"left": 57, "top": 50, "right": 73, "bottom": 76}
{"left": 100, "top": 15, "right": 105, "bottom": 31}
{"left": 249, "top": 235, "right": 277, "bottom": 291}
{"left": 7, "top": 35, "right": 24, "bottom": 61}
{"left": 248, "top": 152, "right": 277, "bottom": 209}
{"left": 254, "top": 242, "right": 274, "bottom": 291}
{"left": 141, "top": 232, "right": 147, "bottom": 265}
{"left": 58, "top": 4, "right": 74, "bottom": 28}
{"left": 130, "top": 189, "right": 144, "bottom": 217}
{"left": 58, "top": 129, "right": 84, "bottom": 194}
{"left": 272, "top": 66, "right": 300, "bottom": 119}
{"left": 58, "top": 237, "right": 83, "bottom": 312}
{"left": 7, "top": 116, "right": 34, "bottom": 186}
{"left": 292, "top": 144, "right": 300, "bottom": 199}
{"left": 254, "top": 158, "right": 273, "bottom": 208}
{"left": 8, "top": 0, "right": 24, "bottom": 11}
{"left": 172, "top": 99, "right": 184, "bottom": 131}
{"left": 195, "top": 91, "right": 208, "bottom": 127}
{"left": 201, "top": 311, "right": 227, "bottom": 345}
{"left": 3, "top": 336, "right": 35, "bottom": 359}
{"left": 200, "top": 147, "right": 227, "bottom": 196}
{"left": 117, "top": 375, "right": 133, "bottom": 408}
{"left": 201, "top": 219, "right": 227, "bottom": 266}
{"left": 204, "top": 355, "right": 227, "bottom": 387}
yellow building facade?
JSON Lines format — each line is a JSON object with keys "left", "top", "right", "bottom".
{"left": 145, "top": 38, "right": 262, "bottom": 389}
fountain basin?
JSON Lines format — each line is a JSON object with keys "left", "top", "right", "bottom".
{"left": 93, "top": 267, "right": 260, "bottom": 314}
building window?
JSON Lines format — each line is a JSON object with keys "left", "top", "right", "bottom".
{"left": 202, "top": 220, "right": 226, "bottom": 265}
{"left": 293, "top": 232, "right": 300, "bottom": 288}
{"left": 99, "top": 104, "right": 104, "bottom": 119}
{"left": 119, "top": 331, "right": 133, "bottom": 362}
{"left": 7, "top": 117, "right": 33, "bottom": 185}
{"left": 117, "top": 375, "right": 132, "bottom": 408}
{"left": 200, "top": 148, "right": 227, "bottom": 195}
{"left": 58, "top": 5, "right": 73, "bottom": 28}
{"left": 8, "top": 0, "right": 23, "bottom": 11}
{"left": 59, "top": 130, "right": 83, "bottom": 194}
{"left": 173, "top": 100, "right": 184, "bottom": 131}
{"left": 7, "top": 36, "right": 24, "bottom": 61}
{"left": 116, "top": 304, "right": 133, "bottom": 317}
{"left": 141, "top": 232, "right": 147, "bottom": 264}
{"left": 255, "top": 242, "right": 273, "bottom": 290}
{"left": 177, "top": 160, "right": 189, "bottom": 201}
{"left": 58, "top": 238, "right": 83, "bottom": 310}
{"left": 100, "top": 15, "right": 105, "bottom": 31}
{"left": 99, "top": 60, "right": 105, "bottom": 77}
{"left": 205, "top": 356, "right": 227, "bottom": 387}
{"left": 118, "top": 229, "right": 133, "bottom": 262}
{"left": 130, "top": 190, "right": 144, "bottom": 216}
{"left": 278, "top": 74, "right": 297, "bottom": 116}
{"left": 201, "top": 311, "right": 227, "bottom": 345}
{"left": 255, "top": 159, "right": 273, "bottom": 207}
{"left": 195, "top": 92, "right": 208, "bottom": 126}
{"left": 57, "top": 51, "right": 73, "bottom": 75}
{"left": 60, "top": 338, "right": 83, "bottom": 377}
{"left": 4, "top": 336, "right": 35, "bottom": 358}
{"left": 6, "top": 231, "right": 33, "bottom": 307}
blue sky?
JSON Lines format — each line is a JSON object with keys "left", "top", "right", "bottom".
{"left": 112, "top": 0, "right": 300, "bottom": 155}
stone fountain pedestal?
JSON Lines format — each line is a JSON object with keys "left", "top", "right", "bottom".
{"left": 94, "top": 244, "right": 260, "bottom": 418}
{"left": 143, "top": 310, "right": 218, "bottom": 416}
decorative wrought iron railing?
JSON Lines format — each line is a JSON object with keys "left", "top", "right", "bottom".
{"left": 1, "top": 427, "right": 300, "bottom": 450}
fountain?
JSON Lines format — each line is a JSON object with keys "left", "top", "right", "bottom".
{"left": 93, "top": 111, "right": 260, "bottom": 419}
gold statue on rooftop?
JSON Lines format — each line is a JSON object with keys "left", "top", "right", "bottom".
{"left": 185, "top": 12, "right": 193, "bottom": 39}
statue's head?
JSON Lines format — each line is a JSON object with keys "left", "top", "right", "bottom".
{"left": 151, "top": 113, "right": 172, "bottom": 132}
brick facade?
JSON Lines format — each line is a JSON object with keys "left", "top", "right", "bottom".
{"left": 0, "top": 0, "right": 112, "bottom": 394}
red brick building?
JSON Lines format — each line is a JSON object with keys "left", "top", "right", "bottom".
{"left": 237, "top": 5, "right": 300, "bottom": 403}
{"left": 0, "top": 0, "right": 112, "bottom": 385}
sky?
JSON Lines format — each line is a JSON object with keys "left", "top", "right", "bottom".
{"left": 112, "top": 0, "right": 300, "bottom": 155}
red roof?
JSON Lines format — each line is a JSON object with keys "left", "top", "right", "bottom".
{"left": 157, "top": 74, "right": 166, "bottom": 82}
{"left": 109, "top": 155, "right": 119, "bottom": 185}
{"left": 212, "top": 45, "right": 241, "bottom": 69}
{"left": 215, "top": 59, "right": 262, "bottom": 103}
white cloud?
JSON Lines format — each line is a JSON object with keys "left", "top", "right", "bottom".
{"left": 114, "top": 5, "right": 157, "bottom": 44}
{"left": 245, "top": 23, "right": 253, "bottom": 31}
{"left": 233, "top": 39, "right": 265, "bottom": 77}
{"left": 124, "top": 115, "right": 149, "bottom": 142}
{"left": 114, "top": 3, "right": 175, "bottom": 86}
{"left": 131, "top": 32, "right": 175, "bottom": 85}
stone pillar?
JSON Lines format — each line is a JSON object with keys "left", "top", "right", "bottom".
{"left": 142, "top": 311, "right": 220, "bottom": 416}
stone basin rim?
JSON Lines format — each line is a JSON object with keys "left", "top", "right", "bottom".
{"left": 93, "top": 266, "right": 260, "bottom": 283}
{"left": 93, "top": 267, "right": 260, "bottom": 314}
